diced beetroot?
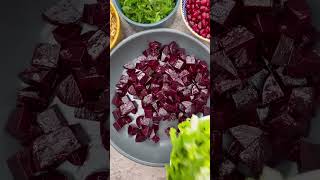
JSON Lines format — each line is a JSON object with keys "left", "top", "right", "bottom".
{"left": 163, "top": 102, "right": 177, "bottom": 112}
{"left": 137, "top": 72, "right": 150, "bottom": 84}
{"left": 262, "top": 75, "right": 285, "bottom": 105}
{"left": 60, "top": 46, "right": 87, "bottom": 67}
{"left": 203, "top": 106, "right": 210, "bottom": 116}
{"left": 186, "top": 55, "right": 196, "bottom": 64}
{"left": 56, "top": 75, "right": 84, "bottom": 107}
{"left": 269, "top": 113, "right": 301, "bottom": 138}
{"left": 124, "top": 62, "right": 136, "bottom": 69}
{"left": 174, "top": 59, "right": 185, "bottom": 70}
{"left": 135, "top": 131, "right": 148, "bottom": 142}
{"left": 136, "top": 116, "right": 144, "bottom": 128}
{"left": 19, "top": 66, "right": 57, "bottom": 91}
{"left": 121, "top": 95, "right": 131, "bottom": 104}
{"left": 288, "top": 87, "right": 315, "bottom": 118}
{"left": 53, "top": 24, "right": 82, "bottom": 44}
{"left": 113, "top": 121, "right": 124, "bottom": 131}
{"left": 32, "top": 43, "right": 60, "bottom": 69}
{"left": 74, "top": 106, "right": 100, "bottom": 121}
{"left": 299, "top": 141, "right": 320, "bottom": 173}
{"left": 36, "top": 105, "right": 68, "bottom": 133}
{"left": 141, "top": 126, "right": 152, "bottom": 137}
{"left": 119, "top": 101, "right": 136, "bottom": 115}
{"left": 192, "top": 85, "right": 200, "bottom": 95}
{"left": 165, "top": 127, "right": 172, "bottom": 137}
{"left": 212, "top": 51, "right": 238, "bottom": 77}
{"left": 32, "top": 126, "right": 88, "bottom": 170}
{"left": 128, "top": 85, "right": 137, "bottom": 95}
{"left": 87, "top": 30, "right": 109, "bottom": 61}
{"left": 143, "top": 94, "right": 153, "bottom": 107}
{"left": 85, "top": 171, "right": 109, "bottom": 180}
{"left": 67, "top": 146, "right": 88, "bottom": 166}
{"left": 144, "top": 107, "right": 153, "bottom": 118}
{"left": 232, "top": 87, "right": 258, "bottom": 110}
{"left": 17, "top": 87, "right": 49, "bottom": 112}
{"left": 7, "top": 148, "right": 36, "bottom": 180}
{"left": 112, "top": 94, "right": 122, "bottom": 107}
{"left": 158, "top": 107, "right": 169, "bottom": 119}
{"left": 128, "top": 124, "right": 139, "bottom": 136}
{"left": 42, "top": 0, "right": 81, "bottom": 25}
{"left": 139, "top": 89, "right": 148, "bottom": 99}
{"left": 229, "top": 125, "right": 263, "bottom": 148}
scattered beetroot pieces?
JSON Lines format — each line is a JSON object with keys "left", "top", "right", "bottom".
{"left": 211, "top": 0, "right": 320, "bottom": 178}
{"left": 6, "top": 0, "right": 109, "bottom": 179}
{"left": 112, "top": 41, "right": 210, "bottom": 143}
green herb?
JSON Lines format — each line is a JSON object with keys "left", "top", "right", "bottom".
{"left": 165, "top": 115, "right": 210, "bottom": 180}
{"left": 119, "top": 0, "right": 175, "bottom": 24}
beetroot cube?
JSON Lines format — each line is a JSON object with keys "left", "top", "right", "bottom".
{"left": 6, "top": 107, "right": 36, "bottom": 141}
{"left": 135, "top": 131, "right": 148, "bottom": 142}
{"left": 174, "top": 59, "right": 184, "bottom": 70}
{"left": 192, "top": 85, "right": 200, "bottom": 95}
{"left": 113, "top": 121, "right": 124, "bottom": 131}
{"left": 271, "top": 35, "right": 295, "bottom": 65}
{"left": 143, "top": 94, "right": 153, "bottom": 107}
{"left": 112, "top": 109, "right": 121, "bottom": 120}
{"left": 31, "top": 43, "right": 60, "bottom": 69}
{"left": 186, "top": 55, "right": 196, "bottom": 64}
{"left": 53, "top": 24, "right": 82, "bottom": 44}
{"left": 32, "top": 126, "right": 87, "bottom": 170}
{"left": 163, "top": 102, "right": 177, "bottom": 112}
{"left": 214, "top": 79, "right": 242, "bottom": 95}
{"left": 7, "top": 148, "right": 36, "bottom": 180}
{"left": 232, "top": 87, "right": 258, "bottom": 110}
{"left": 141, "top": 126, "right": 152, "bottom": 137}
{"left": 299, "top": 141, "right": 320, "bottom": 173}
{"left": 137, "top": 72, "right": 150, "bottom": 84}
{"left": 288, "top": 87, "right": 315, "bottom": 118}
{"left": 121, "top": 116, "right": 132, "bottom": 124}
{"left": 42, "top": 0, "right": 81, "bottom": 25}
{"left": 212, "top": 51, "right": 238, "bottom": 77}
{"left": 158, "top": 107, "right": 169, "bottom": 118}
{"left": 36, "top": 105, "right": 68, "bottom": 133}
{"left": 17, "top": 87, "right": 49, "bottom": 112}
{"left": 56, "top": 75, "right": 84, "bottom": 107}
{"left": 269, "top": 113, "right": 301, "bottom": 138}
{"left": 82, "top": 3, "right": 106, "bottom": 26}
{"left": 74, "top": 106, "right": 100, "bottom": 121}
{"left": 139, "top": 89, "right": 148, "bottom": 99}
{"left": 112, "top": 94, "right": 122, "bottom": 107}
{"left": 120, "top": 101, "right": 136, "bottom": 115}
{"left": 203, "top": 106, "right": 210, "bottom": 116}
{"left": 179, "top": 70, "right": 190, "bottom": 78}
{"left": 19, "top": 66, "right": 57, "bottom": 90}
{"left": 262, "top": 75, "right": 284, "bottom": 105}
{"left": 87, "top": 30, "right": 109, "bottom": 61}
{"left": 123, "top": 62, "right": 136, "bottom": 69}
{"left": 67, "top": 146, "right": 88, "bottom": 166}
{"left": 220, "top": 26, "right": 255, "bottom": 54}
{"left": 136, "top": 116, "right": 146, "bottom": 128}
{"left": 60, "top": 46, "right": 87, "bottom": 67}
{"left": 144, "top": 107, "right": 153, "bottom": 118}
{"left": 128, "top": 124, "right": 139, "bottom": 136}
{"left": 211, "top": 0, "right": 236, "bottom": 26}
{"left": 121, "top": 95, "right": 131, "bottom": 104}
{"left": 128, "top": 85, "right": 137, "bottom": 95}
{"left": 276, "top": 67, "right": 307, "bottom": 87}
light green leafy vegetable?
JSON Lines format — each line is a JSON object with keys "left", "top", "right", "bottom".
{"left": 119, "top": 0, "right": 175, "bottom": 24}
{"left": 165, "top": 115, "right": 210, "bottom": 180}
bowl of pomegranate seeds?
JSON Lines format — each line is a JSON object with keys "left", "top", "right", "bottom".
{"left": 181, "top": 0, "right": 210, "bottom": 43}
{"left": 110, "top": 29, "right": 210, "bottom": 166}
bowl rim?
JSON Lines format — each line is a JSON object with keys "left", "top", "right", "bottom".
{"left": 110, "top": 28, "right": 209, "bottom": 167}
{"left": 110, "top": 2, "right": 121, "bottom": 49}
{"left": 112, "top": 0, "right": 180, "bottom": 27}
{"left": 180, "top": 0, "right": 210, "bottom": 43}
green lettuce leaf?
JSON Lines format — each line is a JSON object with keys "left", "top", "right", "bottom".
{"left": 119, "top": 0, "right": 175, "bottom": 24}
{"left": 165, "top": 115, "right": 210, "bottom": 180}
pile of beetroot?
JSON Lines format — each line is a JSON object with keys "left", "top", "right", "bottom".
{"left": 212, "top": 0, "right": 320, "bottom": 179}
{"left": 112, "top": 41, "right": 210, "bottom": 143}
{"left": 186, "top": 0, "right": 210, "bottom": 39}
{"left": 6, "top": 0, "right": 109, "bottom": 180}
